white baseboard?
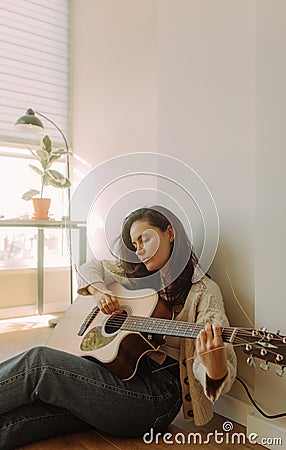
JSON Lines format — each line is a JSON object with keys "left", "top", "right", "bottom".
{"left": 247, "top": 413, "right": 286, "bottom": 450}
{"left": 213, "top": 392, "right": 253, "bottom": 427}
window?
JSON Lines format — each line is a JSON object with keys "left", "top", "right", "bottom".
{"left": 0, "top": 147, "right": 68, "bottom": 219}
{"left": 0, "top": 145, "right": 69, "bottom": 269}
{"left": 0, "top": 0, "right": 70, "bottom": 218}
{"left": 0, "top": 1, "right": 71, "bottom": 316}
{"left": 0, "top": 0, "right": 70, "bottom": 146}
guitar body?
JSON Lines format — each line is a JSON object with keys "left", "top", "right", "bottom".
{"left": 46, "top": 284, "right": 172, "bottom": 380}
{"left": 46, "top": 283, "right": 286, "bottom": 380}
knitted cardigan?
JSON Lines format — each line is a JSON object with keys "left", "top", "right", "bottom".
{"left": 77, "top": 260, "right": 237, "bottom": 426}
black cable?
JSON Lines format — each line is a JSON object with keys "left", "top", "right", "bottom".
{"left": 236, "top": 376, "right": 286, "bottom": 419}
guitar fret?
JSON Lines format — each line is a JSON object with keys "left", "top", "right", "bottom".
{"left": 123, "top": 316, "right": 204, "bottom": 339}
{"left": 121, "top": 317, "right": 239, "bottom": 342}
{"left": 191, "top": 323, "right": 200, "bottom": 339}
{"left": 228, "top": 327, "right": 237, "bottom": 343}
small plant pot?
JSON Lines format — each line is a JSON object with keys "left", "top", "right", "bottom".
{"left": 32, "top": 198, "right": 51, "bottom": 220}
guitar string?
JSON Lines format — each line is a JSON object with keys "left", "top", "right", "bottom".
{"left": 75, "top": 263, "right": 283, "bottom": 341}
{"left": 75, "top": 264, "right": 286, "bottom": 417}
{"left": 79, "top": 313, "right": 285, "bottom": 370}
{"left": 75, "top": 264, "right": 285, "bottom": 355}
{"left": 97, "top": 313, "right": 263, "bottom": 332}
{"left": 86, "top": 312, "right": 285, "bottom": 364}
{"left": 101, "top": 314, "right": 246, "bottom": 332}
{"left": 101, "top": 324, "right": 283, "bottom": 343}
{"left": 73, "top": 260, "right": 285, "bottom": 397}
{"left": 81, "top": 300, "right": 285, "bottom": 340}
{"left": 98, "top": 315, "right": 283, "bottom": 339}
{"left": 84, "top": 310, "right": 282, "bottom": 355}
{"left": 74, "top": 257, "right": 284, "bottom": 341}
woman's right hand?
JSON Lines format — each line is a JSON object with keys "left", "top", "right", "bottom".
{"left": 93, "top": 288, "right": 123, "bottom": 315}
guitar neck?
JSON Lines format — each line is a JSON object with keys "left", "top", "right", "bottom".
{"left": 121, "top": 316, "right": 237, "bottom": 344}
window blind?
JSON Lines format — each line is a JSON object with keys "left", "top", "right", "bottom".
{"left": 0, "top": 0, "right": 70, "bottom": 147}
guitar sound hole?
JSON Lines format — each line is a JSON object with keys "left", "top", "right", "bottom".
{"left": 104, "top": 311, "right": 128, "bottom": 335}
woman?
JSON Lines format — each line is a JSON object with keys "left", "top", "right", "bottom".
{"left": 0, "top": 206, "right": 236, "bottom": 449}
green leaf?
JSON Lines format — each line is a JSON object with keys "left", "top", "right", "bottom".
{"left": 52, "top": 149, "right": 71, "bottom": 156}
{"left": 48, "top": 169, "right": 66, "bottom": 182}
{"left": 61, "top": 178, "right": 71, "bottom": 188}
{"left": 49, "top": 178, "right": 71, "bottom": 188}
{"left": 22, "top": 189, "right": 40, "bottom": 201}
{"left": 46, "top": 154, "right": 62, "bottom": 167}
{"left": 49, "top": 179, "right": 65, "bottom": 188}
{"left": 46, "top": 149, "right": 72, "bottom": 168}
{"left": 42, "top": 173, "right": 52, "bottom": 186}
{"left": 42, "top": 135, "right": 52, "bottom": 153}
{"left": 29, "top": 164, "right": 44, "bottom": 175}
{"left": 37, "top": 149, "right": 49, "bottom": 161}
{"left": 47, "top": 169, "right": 71, "bottom": 188}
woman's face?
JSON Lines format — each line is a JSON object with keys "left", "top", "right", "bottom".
{"left": 129, "top": 220, "right": 174, "bottom": 272}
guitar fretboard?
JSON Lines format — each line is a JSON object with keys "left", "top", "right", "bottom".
{"left": 121, "top": 315, "right": 235, "bottom": 343}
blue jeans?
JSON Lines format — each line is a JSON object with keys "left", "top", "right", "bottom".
{"left": 0, "top": 346, "right": 182, "bottom": 449}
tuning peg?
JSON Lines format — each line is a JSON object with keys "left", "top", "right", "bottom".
{"left": 276, "top": 367, "right": 285, "bottom": 377}
{"left": 265, "top": 333, "right": 273, "bottom": 341}
{"left": 247, "top": 356, "right": 255, "bottom": 366}
{"left": 245, "top": 344, "right": 252, "bottom": 352}
{"left": 260, "top": 326, "right": 267, "bottom": 332}
{"left": 283, "top": 337, "right": 286, "bottom": 344}
{"left": 276, "top": 354, "right": 284, "bottom": 363}
{"left": 260, "top": 348, "right": 268, "bottom": 357}
{"left": 260, "top": 361, "right": 270, "bottom": 371}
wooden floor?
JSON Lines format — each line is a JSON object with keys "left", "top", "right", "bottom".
{"left": 17, "top": 413, "right": 266, "bottom": 449}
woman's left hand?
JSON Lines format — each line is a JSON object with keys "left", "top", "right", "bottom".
{"left": 196, "top": 322, "right": 228, "bottom": 380}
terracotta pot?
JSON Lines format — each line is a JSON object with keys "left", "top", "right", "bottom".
{"left": 32, "top": 198, "right": 51, "bottom": 220}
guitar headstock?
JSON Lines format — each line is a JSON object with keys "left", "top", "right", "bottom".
{"left": 239, "top": 328, "right": 286, "bottom": 376}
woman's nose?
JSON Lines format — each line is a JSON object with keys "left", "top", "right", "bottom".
{"left": 136, "top": 244, "right": 144, "bottom": 256}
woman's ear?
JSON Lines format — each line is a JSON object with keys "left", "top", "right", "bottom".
{"left": 167, "top": 225, "right": 175, "bottom": 242}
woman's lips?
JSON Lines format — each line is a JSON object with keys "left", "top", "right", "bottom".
{"left": 141, "top": 256, "right": 151, "bottom": 263}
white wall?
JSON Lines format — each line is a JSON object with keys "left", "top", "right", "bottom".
{"left": 70, "top": 0, "right": 158, "bottom": 244}
{"left": 157, "top": 0, "right": 255, "bottom": 399}
{"left": 70, "top": 0, "right": 286, "bottom": 433}
{"left": 70, "top": 0, "right": 157, "bottom": 177}
{"left": 156, "top": 0, "right": 286, "bottom": 434}
{"left": 255, "top": 0, "right": 286, "bottom": 418}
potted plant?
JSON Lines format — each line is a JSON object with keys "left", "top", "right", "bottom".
{"left": 22, "top": 135, "right": 71, "bottom": 220}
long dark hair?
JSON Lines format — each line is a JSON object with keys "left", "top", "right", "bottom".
{"left": 115, "top": 206, "right": 199, "bottom": 307}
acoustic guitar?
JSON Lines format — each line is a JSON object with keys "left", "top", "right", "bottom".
{"left": 46, "top": 283, "right": 286, "bottom": 380}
